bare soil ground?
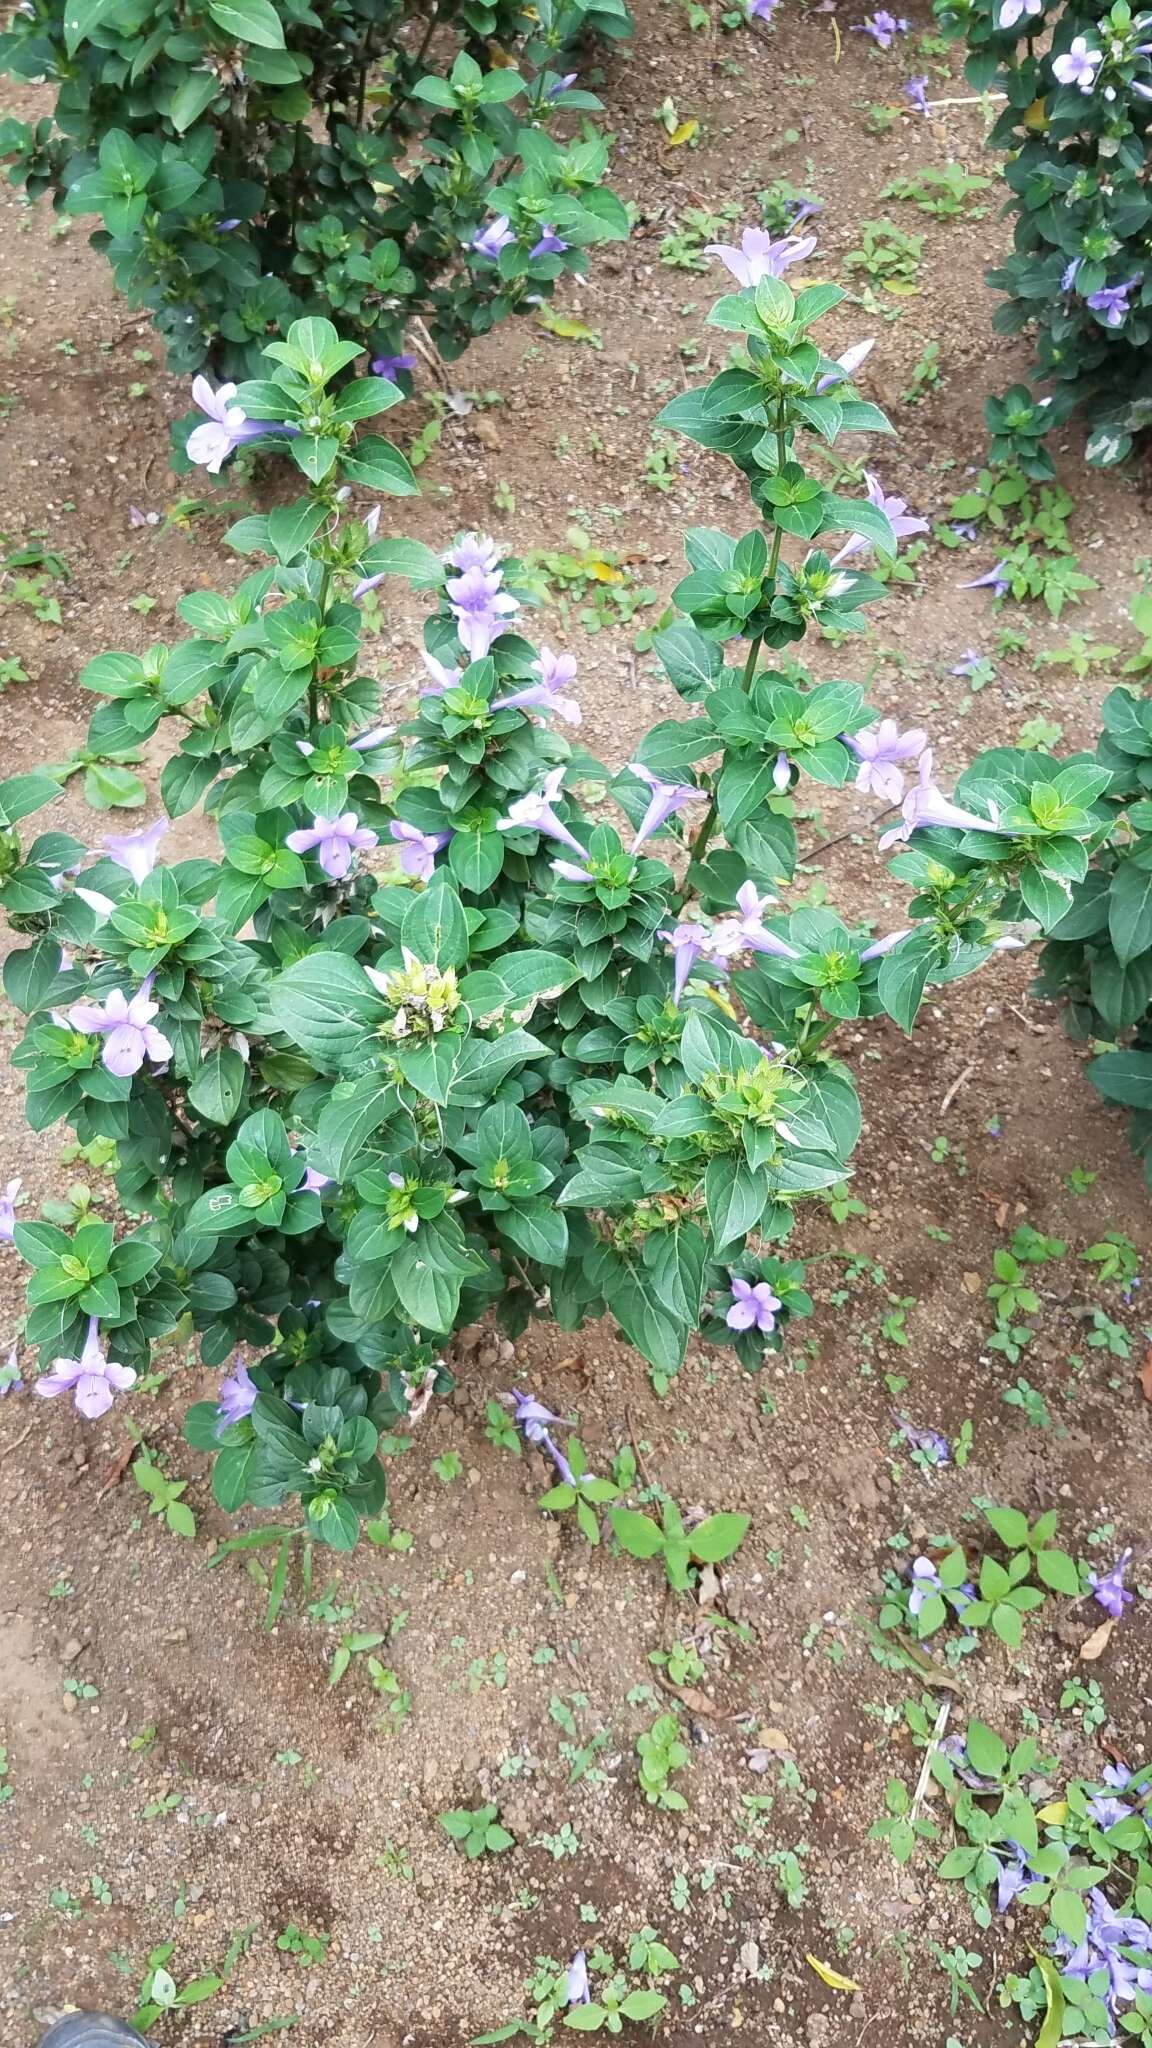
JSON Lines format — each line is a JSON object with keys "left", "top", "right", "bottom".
{"left": 1, "top": 3, "right": 1151, "bottom": 2044}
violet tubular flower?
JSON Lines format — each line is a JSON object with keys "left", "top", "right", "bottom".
{"left": 510, "top": 1387, "right": 581, "bottom": 1488}
{"left": 447, "top": 563, "right": 519, "bottom": 659}
{"left": 726, "top": 1276, "right": 782, "bottom": 1332}
{"left": 102, "top": 816, "right": 168, "bottom": 884}
{"left": 492, "top": 646, "right": 581, "bottom": 725}
{"left": 960, "top": 560, "right": 1011, "bottom": 598}
{"left": 0, "top": 1175, "right": 21, "bottom": 1243}
{"left": 67, "top": 974, "right": 173, "bottom": 1078}
{"left": 371, "top": 352, "right": 416, "bottom": 380}
{"left": 907, "top": 1556, "right": 943, "bottom": 1615}
{"left": 564, "top": 1951, "right": 591, "bottom": 2007}
{"left": 1085, "top": 277, "right": 1140, "bottom": 328}
{"left": 1088, "top": 1763, "right": 1135, "bottom": 1830}
{"left": 903, "top": 74, "right": 930, "bottom": 111}
{"left": 216, "top": 1356, "right": 259, "bottom": 1432}
{"left": 815, "top": 337, "right": 875, "bottom": 393}
{"left": 711, "top": 881, "right": 799, "bottom": 963}
{"left": 34, "top": 1316, "right": 136, "bottom": 1420}
{"left": 853, "top": 9, "right": 909, "bottom": 44}
{"left": 286, "top": 812, "right": 379, "bottom": 880}
{"left": 445, "top": 532, "right": 502, "bottom": 574}
{"left": 0, "top": 1341, "right": 22, "bottom": 1395}
{"left": 845, "top": 718, "right": 928, "bottom": 805}
{"left": 627, "top": 763, "right": 706, "bottom": 852}
{"left": 472, "top": 214, "right": 517, "bottom": 261}
{"left": 703, "top": 226, "right": 817, "bottom": 286}
{"left": 530, "top": 225, "right": 568, "bottom": 259}
{"left": 420, "top": 651, "right": 463, "bottom": 697}
{"left": 659, "top": 919, "right": 715, "bottom": 1004}
{"left": 833, "top": 471, "right": 929, "bottom": 563}
{"left": 186, "top": 377, "right": 284, "bottom": 474}
{"left": 497, "top": 768, "right": 589, "bottom": 857}
{"left": 877, "top": 750, "right": 1002, "bottom": 851}
{"left": 389, "top": 820, "right": 451, "bottom": 881}
{"left": 1088, "top": 1548, "right": 1134, "bottom": 1620}
{"left": 1054, "top": 1888, "right": 1152, "bottom": 2017}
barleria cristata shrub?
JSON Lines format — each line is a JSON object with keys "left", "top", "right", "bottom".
{"left": 0, "top": 249, "right": 1115, "bottom": 1549}
{"left": 0, "top": 0, "right": 630, "bottom": 383}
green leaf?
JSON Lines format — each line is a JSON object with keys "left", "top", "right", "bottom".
{"left": 267, "top": 955, "right": 385, "bottom": 1069}
{"left": 990, "top": 1601, "right": 1022, "bottom": 1649}
{"left": 339, "top": 437, "right": 418, "bottom": 496}
{"left": 62, "top": 0, "right": 122, "bottom": 54}
{"left": 564, "top": 2007, "right": 609, "bottom": 2032}
{"left": 704, "top": 1156, "right": 766, "bottom": 1253}
{"left": 1034, "top": 1547, "right": 1079, "bottom": 1596}
{"left": 965, "top": 1720, "right": 1007, "bottom": 1779}
{"left": 1108, "top": 859, "right": 1152, "bottom": 965}
{"left": 498, "top": 1199, "right": 569, "bottom": 1268}
{"left": 1033, "top": 1952, "right": 1065, "bottom": 2048}
{"left": 187, "top": 1048, "right": 246, "bottom": 1125}
{"left": 170, "top": 70, "right": 221, "bottom": 130}
{"left": 400, "top": 872, "right": 470, "bottom": 968}
{"left": 618, "top": 1991, "right": 666, "bottom": 2022}
{"left": 1087, "top": 1049, "right": 1152, "bottom": 1110}
{"left": 207, "top": 0, "right": 285, "bottom": 45}
{"left": 984, "top": 1505, "right": 1029, "bottom": 1549}
{"left": 448, "top": 827, "right": 504, "bottom": 895}
{"left": 608, "top": 1507, "right": 665, "bottom": 1559}
{"left": 688, "top": 1512, "right": 750, "bottom": 1563}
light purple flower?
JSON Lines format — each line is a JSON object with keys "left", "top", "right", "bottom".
{"left": 218, "top": 217, "right": 242, "bottom": 231}
{"left": 711, "top": 881, "right": 800, "bottom": 962}
{"left": 993, "top": 1841, "right": 1037, "bottom": 1912}
{"left": 447, "top": 564, "right": 520, "bottom": 659}
{"left": 772, "top": 751, "right": 793, "bottom": 793}
{"left": 999, "top": 0, "right": 1042, "bottom": 23}
{"left": 815, "top": 337, "right": 875, "bottom": 393}
{"left": 861, "top": 927, "right": 912, "bottom": 960}
{"left": 853, "top": 9, "right": 909, "bottom": 44}
{"left": 0, "top": 1341, "right": 22, "bottom": 1395}
{"left": 659, "top": 920, "right": 716, "bottom": 1004}
{"left": 350, "top": 724, "right": 395, "bottom": 752}
{"left": 0, "top": 1176, "right": 21, "bottom": 1243}
{"left": 530, "top": 225, "right": 568, "bottom": 259}
{"left": 552, "top": 858, "right": 596, "bottom": 883}
{"left": 903, "top": 74, "right": 930, "bottom": 111}
{"left": 186, "top": 377, "right": 281, "bottom": 474}
{"left": 704, "top": 227, "right": 818, "bottom": 286}
{"left": 832, "top": 471, "right": 929, "bottom": 563}
{"left": 1088, "top": 1763, "right": 1134, "bottom": 1830}
{"left": 34, "top": 1316, "right": 136, "bottom": 1421}
{"left": 959, "top": 560, "right": 1011, "bottom": 597}
{"left": 1052, "top": 34, "right": 1102, "bottom": 89}
{"left": 564, "top": 1951, "right": 591, "bottom": 2006}
{"left": 101, "top": 817, "right": 168, "bottom": 885}
{"left": 1085, "top": 277, "right": 1140, "bottom": 328}
{"left": 371, "top": 353, "right": 416, "bottom": 380}
{"left": 445, "top": 533, "right": 502, "bottom": 575}
{"left": 73, "top": 885, "right": 116, "bottom": 919}
{"left": 1061, "top": 258, "right": 1082, "bottom": 291}
{"left": 351, "top": 569, "right": 389, "bottom": 603}
{"left": 907, "top": 1555, "right": 942, "bottom": 1615}
{"left": 1088, "top": 1548, "right": 1133, "bottom": 1620}
{"left": 726, "top": 1276, "right": 782, "bottom": 1332}
{"left": 492, "top": 645, "right": 581, "bottom": 724}
{"left": 497, "top": 768, "right": 589, "bottom": 857}
{"left": 217, "top": 1356, "right": 259, "bottom": 1432}
{"left": 389, "top": 820, "right": 451, "bottom": 881}
{"left": 420, "top": 651, "right": 463, "bottom": 697}
{"left": 547, "top": 72, "right": 578, "bottom": 97}
{"left": 895, "top": 1414, "right": 950, "bottom": 1463}
{"left": 747, "top": 0, "right": 779, "bottom": 18}
{"left": 510, "top": 1387, "right": 582, "bottom": 1488}
{"left": 67, "top": 974, "right": 173, "bottom": 1078}
{"left": 1055, "top": 1888, "right": 1152, "bottom": 2015}
{"left": 627, "top": 763, "right": 706, "bottom": 852}
{"left": 286, "top": 812, "right": 379, "bottom": 880}
{"left": 472, "top": 214, "right": 517, "bottom": 260}
{"left": 877, "top": 750, "right": 1002, "bottom": 851}
{"left": 846, "top": 719, "right": 928, "bottom": 804}
{"left": 950, "top": 648, "right": 984, "bottom": 679}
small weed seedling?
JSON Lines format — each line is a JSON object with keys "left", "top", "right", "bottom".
{"left": 440, "top": 1801, "right": 516, "bottom": 1859}
{"left": 131, "top": 1945, "right": 225, "bottom": 2031}
{"left": 609, "top": 1499, "right": 750, "bottom": 1592}
{"left": 881, "top": 165, "right": 991, "bottom": 218}
{"left": 132, "top": 1450, "right": 196, "bottom": 1539}
{"left": 636, "top": 1711, "right": 690, "bottom": 1810}
{"left": 843, "top": 219, "right": 923, "bottom": 293}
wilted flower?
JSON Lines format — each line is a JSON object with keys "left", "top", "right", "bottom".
{"left": 903, "top": 73, "right": 930, "bottom": 110}
{"left": 510, "top": 1387, "right": 581, "bottom": 1487}
{"left": 67, "top": 974, "right": 173, "bottom": 1078}
{"left": 704, "top": 226, "right": 817, "bottom": 286}
{"left": 845, "top": 718, "right": 928, "bottom": 804}
{"left": 217, "top": 1356, "right": 259, "bottom": 1431}
{"left": 993, "top": 1841, "right": 1039, "bottom": 1912}
{"left": 101, "top": 817, "right": 168, "bottom": 884}
{"left": 746, "top": 0, "right": 779, "bottom": 18}
{"left": 187, "top": 377, "right": 283, "bottom": 473}
{"left": 1088, "top": 1548, "right": 1134, "bottom": 1620}
{"left": 34, "top": 1316, "right": 136, "bottom": 1420}
{"left": 1052, "top": 34, "right": 1103, "bottom": 89}
{"left": 1085, "top": 277, "right": 1140, "bottom": 328}
{"left": 950, "top": 648, "right": 984, "bottom": 679}
{"left": 473, "top": 214, "right": 517, "bottom": 260}
{"left": 389, "top": 820, "right": 451, "bottom": 881}
{"left": 564, "top": 1951, "right": 591, "bottom": 2006}
{"left": 877, "top": 750, "right": 1002, "bottom": 850}
{"left": 895, "top": 1414, "right": 950, "bottom": 1464}
{"left": 1055, "top": 1888, "right": 1152, "bottom": 2016}
{"left": 959, "top": 560, "right": 1011, "bottom": 597}
{"left": 286, "top": 812, "right": 378, "bottom": 880}
{"left": 907, "top": 1555, "right": 943, "bottom": 1615}
{"left": 853, "top": 9, "right": 908, "bottom": 43}
{"left": 1088, "top": 1763, "right": 1136, "bottom": 1830}
{"left": 0, "top": 1176, "right": 21, "bottom": 1243}
{"left": 0, "top": 1341, "right": 22, "bottom": 1396}
{"left": 726, "top": 1276, "right": 782, "bottom": 1332}
{"left": 497, "top": 768, "right": 589, "bottom": 857}
{"left": 627, "top": 763, "right": 706, "bottom": 852}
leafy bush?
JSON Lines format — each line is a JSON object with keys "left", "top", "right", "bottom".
{"left": 934, "top": 0, "right": 1152, "bottom": 464}
{"left": 1035, "top": 684, "right": 1152, "bottom": 1186}
{"left": 0, "top": 264, "right": 1111, "bottom": 1550}
{"left": 0, "top": 0, "right": 630, "bottom": 379}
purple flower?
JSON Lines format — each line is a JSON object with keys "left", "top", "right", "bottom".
{"left": 1052, "top": 34, "right": 1102, "bottom": 89}
{"left": 993, "top": 1841, "right": 1037, "bottom": 1912}
{"left": 0, "top": 1176, "right": 21, "bottom": 1243}
{"left": 772, "top": 751, "right": 793, "bottom": 793}
{"left": 67, "top": 974, "right": 173, "bottom": 1078}
{"left": 877, "top": 751, "right": 1002, "bottom": 851}
{"left": 350, "top": 724, "right": 395, "bottom": 752}
{"left": 0, "top": 1341, "right": 22, "bottom": 1396}
{"left": 853, "top": 9, "right": 909, "bottom": 44}
{"left": 1085, "top": 277, "right": 1140, "bottom": 328}
{"left": 547, "top": 72, "right": 578, "bottom": 97}
{"left": 959, "top": 559, "right": 1011, "bottom": 598}
{"left": 101, "top": 817, "right": 169, "bottom": 885}
{"left": 704, "top": 227, "right": 818, "bottom": 286}
{"left": 286, "top": 812, "right": 378, "bottom": 880}
{"left": 903, "top": 74, "right": 930, "bottom": 111}
{"left": 833, "top": 471, "right": 929, "bottom": 562}
{"left": 907, "top": 1556, "right": 943, "bottom": 1615}
{"left": 726, "top": 1276, "right": 782, "bottom": 1332}
{"left": 389, "top": 820, "right": 451, "bottom": 881}
{"left": 472, "top": 214, "right": 517, "bottom": 261}
{"left": 1055, "top": 1888, "right": 1152, "bottom": 2016}
{"left": 447, "top": 563, "right": 520, "bottom": 660}
{"left": 552, "top": 858, "right": 596, "bottom": 883}
{"left": 420, "top": 651, "right": 463, "bottom": 697}
{"left": 492, "top": 646, "right": 581, "bottom": 725}
{"left": 186, "top": 376, "right": 282, "bottom": 474}
{"left": 711, "top": 880, "right": 799, "bottom": 962}
{"left": 564, "top": 1951, "right": 591, "bottom": 2006}
{"left": 999, "top": 0, "right": 1042, "bottom": 22}
{"left": 658, "top": 919, "right": 716, "bottom": 1004}
{"left": 1089, "top": 1764, "right": 1135, "bottom": 1830}
{"left": 746, "top": 0, "right": 779, "bottom": 18}
{"left": 1088, "top": 1548, "right": 1134, "bottom": 1621}
{"left": 34, "top": 1316, "right": 136, "bottom": 1421}
{"left": 497, "top": 768, "right": 589, "bottom": 857}
{"left": 950, "top": 648, "right": 984, "bottom": 679}
{"left": 895, "top": 1414, "right": 950, "bottom": 1464}
{"left": 846, "top": 719, "right": 929, "bottom": 804}
{"left": 371, "top": 353, "right": 416, "bottom": 380}
{"left": 510, "top": 1387, "right": 582, "bottom": 1488}
{"left": 627, "top": 763, "right": 706, "bottom": 852}
{"left": 216, "top": 1356, "right": 259, "bottom": 1432}
{"left": 445, "top": 533, "right": 502, "bottom": 575}
{"left": 530, "top": 225, "right": 568, "bottom": 259}
{"left": 1061, "top": 258, "right": 1082, "bottom": 292}
{"left": 860, "top": 927, "right": 912, "bottom": 961}
{"left": 815, "top": 337, "right": 875, "bottom": 393}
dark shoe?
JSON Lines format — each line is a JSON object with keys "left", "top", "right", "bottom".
{"left": 37, "top": 2020, "right": 148, "bottom": 2047}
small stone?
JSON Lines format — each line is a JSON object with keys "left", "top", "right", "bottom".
{"left": 60, "top": 1637, "right": 84, "bottom": 1662}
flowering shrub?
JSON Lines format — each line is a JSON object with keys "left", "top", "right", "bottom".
{"left": 934, "top": 0, "right": 1152, "bottom": 463}
{"left": 0, "top": 0, "right": 629, "bottom": 380}
{"left": 0, "top": 262, "right": 1114, "bottom": 1549}
{"left": 1034, "top": 685, "right": 1152, "bottom": 1184}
